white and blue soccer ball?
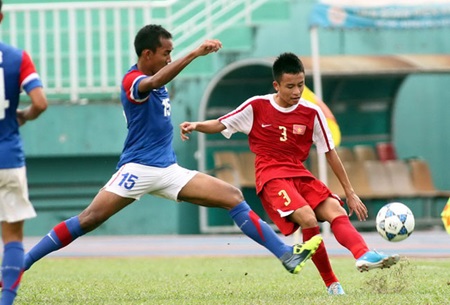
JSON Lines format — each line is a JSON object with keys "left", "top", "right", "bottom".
{"left": 376, "top": 202, "right": 415, "bottom": 242}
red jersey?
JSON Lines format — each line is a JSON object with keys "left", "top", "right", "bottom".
{"left": 219, "top": 94, "right": 334, "bottom": 193}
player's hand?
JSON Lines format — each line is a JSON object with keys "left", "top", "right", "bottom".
{"left": 179, "top": 121, "right": 197, "bottom": 141}
{"left": 195, "top": 39, "right": 222, "bottom": 56}
{"left": 16, "top": 109, "right": 28, "bottom": 126}
{"left": 346, "top": 192, "right": 368, "bottom": 221}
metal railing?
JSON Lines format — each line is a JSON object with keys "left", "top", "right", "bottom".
{"left": 1, "top": 0, "right": 276, "bottom": 102}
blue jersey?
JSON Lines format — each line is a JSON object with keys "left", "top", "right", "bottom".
{"left": 0, "top": 42, "right": 43, "bottom": 169}
{"left": 117, "top": 65, "right": 177, "bottom": 168}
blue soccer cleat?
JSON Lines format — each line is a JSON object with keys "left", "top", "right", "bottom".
{"left": 327, "top": 282, "right": 345, "bottom": 295}
{"left": 355, "top": 250, "right": 400, "bottom": 272}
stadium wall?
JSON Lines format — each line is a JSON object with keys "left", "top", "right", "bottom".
{"left": 10, "top": 0, "right": 450, "bottom": 235}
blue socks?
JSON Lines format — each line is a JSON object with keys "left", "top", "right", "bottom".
{"left": 1, "top": 242, "right": 24, "bottom": 305}
{"left": 229, "top": 201, "right": 291, "bottom": 258}
{"left": 24, "top": 216, "right": 85, "bottom": 270}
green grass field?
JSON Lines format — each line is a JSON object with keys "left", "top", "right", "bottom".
{"left": 17, "top": 256, "right": 450, "bottom": 305}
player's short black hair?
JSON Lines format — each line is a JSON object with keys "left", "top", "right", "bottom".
{"left": 134, "top": 24, "right": 172, "bottom": 57}
{"left": 272, "top": 52, "right": 305, "bottom": 83}
{"left": 0, "top": 1, "right": 3, "bottom": 12}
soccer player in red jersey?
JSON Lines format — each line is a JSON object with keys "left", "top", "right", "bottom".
{"left": 0, "top": 1, "right": 48, "bottom": 303}
{"left": 180, "top": 52, "right": 400, "bottom": 295}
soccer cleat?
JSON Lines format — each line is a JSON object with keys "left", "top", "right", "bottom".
{"left": 281, "top": 235, "right": 322, "bottom": 274}
{"left": 327, "top": 282, "right": 345, "bottom": 295}
{"left": 355, "top": 250, "right": 400, "bottom": 272}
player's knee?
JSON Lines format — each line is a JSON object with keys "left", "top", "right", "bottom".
{"left": 302, "top": 214, "right": 319, "bottom": 227}
{"left": 289, "top": 208, "right": 318, "bottom": 228}
{"left": 218, "top": 186, "right": 244, "bottom": 210}
{"left": 230, "top": 186, "right": 244, "bottom": 203}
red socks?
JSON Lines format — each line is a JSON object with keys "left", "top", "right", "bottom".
{"left": 301, "top": 215, "right": 370, "bottom": 287}
{"left": 330, "top": 215, "right": 369, "bottom": 259}
{"left": 302, "top": 227, "right": 338, "bottom": 286}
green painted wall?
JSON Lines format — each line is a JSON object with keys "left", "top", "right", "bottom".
{"left": 394, "top": 74, "right": 450, "bottom": 190}
{"left": 21, "top": 104, "right": 125, "bottom": 156}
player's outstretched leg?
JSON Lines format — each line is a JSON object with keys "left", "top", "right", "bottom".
{"left": 280, "top": 235, "right": 322, "bottom": 274}
{"left": 355, "top": 250, "right": 400, "bottom": 272}
{"left": 24, "top": 216, "right": 85, "bottom": 270}
{"left": 229, "top": 201, "right": 320, "bottom": 273}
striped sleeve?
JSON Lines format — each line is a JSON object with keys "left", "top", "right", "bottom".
{"left": 312, "top": 105, "right": 335, "bottom": 153}
{"left": 122, "top": 70, "right": 150, "bottom": 104}
{"left": 20, "top": 51, "right": 43, "bottom": 93}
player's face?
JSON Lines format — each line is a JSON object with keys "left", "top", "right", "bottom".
{"left": 148, "top": 37, "right": 173, "bottom": 74}
{"left": 273, "top": 72, "right": 305, "bottom": 108}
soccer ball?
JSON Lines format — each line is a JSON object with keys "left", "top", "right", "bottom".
{"left": 376, "top": 202, "right": 415, "bottom": 242}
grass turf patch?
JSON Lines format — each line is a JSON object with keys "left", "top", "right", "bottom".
{"left": 17, "top": 256, "right": 450, "bottom": 305}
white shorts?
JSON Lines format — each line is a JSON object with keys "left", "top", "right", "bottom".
{"left": 104, "top": 163, "right": 198, "bottom": 201}
{"left": 0, "top": 167, "right": 37, "bottom": 222}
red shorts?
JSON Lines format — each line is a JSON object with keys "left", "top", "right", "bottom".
{"left": 259, "top": 176, "right": 342, "bottom": 236}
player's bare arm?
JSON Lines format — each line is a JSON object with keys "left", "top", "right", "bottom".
{"left": 140, "top": 39, "right": 222, "bottom": 91}
{"left": 325, "top": 149, "right": 368, "bottom": 221}
{"left": 180, "top": 119, "right": 226, "bottom": 141}
{"left": 16, "top": 87, "right": 48, "bottom": 126}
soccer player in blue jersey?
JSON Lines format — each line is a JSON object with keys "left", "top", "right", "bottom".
{"left": 0, "top": 1, "right": 48, "bottom": 303}
{"left": 23, "top": 24, "right": 322, "bottom": 279}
